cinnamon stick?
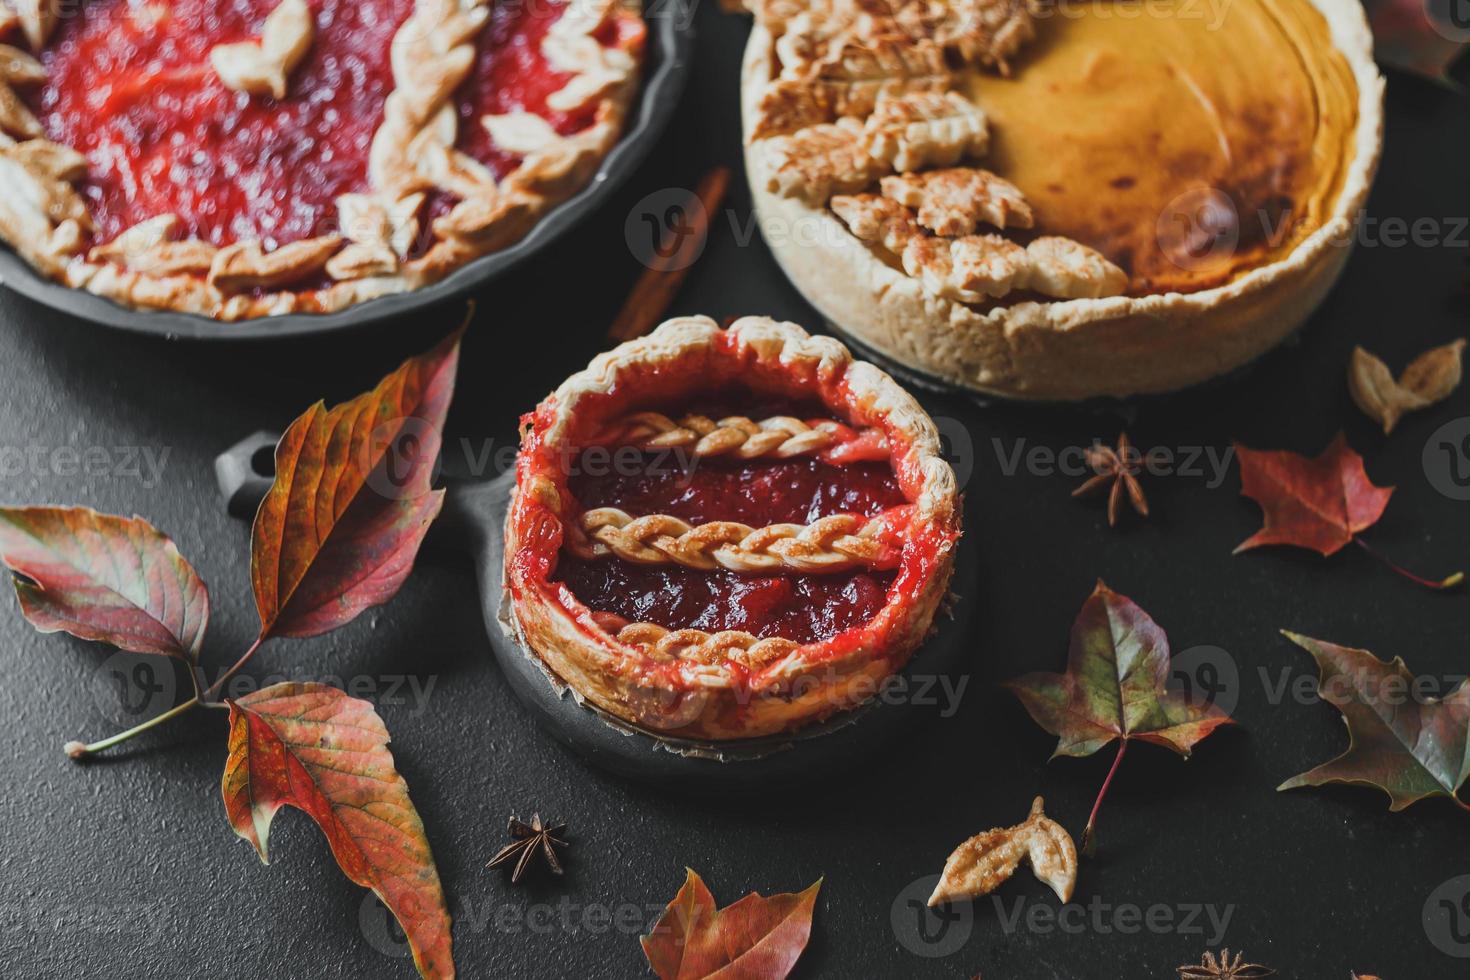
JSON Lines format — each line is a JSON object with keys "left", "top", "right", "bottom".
{"left": 607, "top": 166, "right": 731, "bottom": 342}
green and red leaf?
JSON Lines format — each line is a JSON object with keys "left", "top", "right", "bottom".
{"left": 1004, "top": 581, "right": 1234, "bottom": 852}
{"left": 1005, "top": 581, "right": 1234, "bottom": 760}
{"left": 641, "top": 869, "right": 821, "bottom": 980}
{"left": 251, "top": 327, "right": 462, "bottom": 639}
{"left": 1233, "top": 434, "right": 1392, "bottom": 558}
{"left": 0, "top": 506, "right": 208, "bottom": 661}
{"left": 1279, "top": 633, "right": 1470, "bottom": 813}
{"left": 223, "top": 682, "right": 454, "bottom": 979}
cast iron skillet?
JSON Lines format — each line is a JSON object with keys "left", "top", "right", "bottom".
{"left": 0, "top": 17, "right": 692, "bottom": 341}
{"left": 215, "top": 431, "right": 978, "bottom": 791}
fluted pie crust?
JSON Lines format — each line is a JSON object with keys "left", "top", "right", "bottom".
{"left": 741, "top": 0, "right": 1385, "bottom": 400}
{"left": 0, "top": 0, "right": 643, "bottom": 320}
{"left": 501, "top": 316, "right": 961, "bottom": 740}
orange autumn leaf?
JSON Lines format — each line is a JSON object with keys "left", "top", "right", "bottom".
{"left": 641, "top": 869, "right": 821, "bottom": 980}
{"left": 250, "top": 325, "right": 462, "bottom": 639}
{"left": 223, "top": 682, "right": 453, "bottom": 979}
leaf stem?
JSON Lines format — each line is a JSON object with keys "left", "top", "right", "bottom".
{"left": 1354, "top": 537, "right": 1464, "bottom": 591}
{"left": 65, "top": 635, "right": 268, "bottom": 759}
{"left": 1081, "top": 739, "right": 1128, "bottom": 857}
{"left": 199, "top": 636, "right": 265, "bottom": 705}
{"left": 65, "top": 694, "right": 200, "bottom": 759}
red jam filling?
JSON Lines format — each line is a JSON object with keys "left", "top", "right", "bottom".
{"left": 29, "top": 0, "right": 624, "bottom": 252}
{"left": 555, "top": 450, "right": 908, "bottom": 644}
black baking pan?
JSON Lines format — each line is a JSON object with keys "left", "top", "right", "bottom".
{"left": 0, "top": 17, "right": 692, "bottom": 341}
{"left": 215, "top": 430, "right": 978, "bottom": 791}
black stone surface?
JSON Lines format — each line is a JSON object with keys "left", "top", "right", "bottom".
{"left": 2, "top": 8, "right": 1469, "bottom": 978}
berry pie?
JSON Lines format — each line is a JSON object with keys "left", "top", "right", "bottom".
{"left": 502, "top": 316, "right": 961, "bottom": 740}
{"left": 0, "top": 0, "right": 644, "bottom": 319}
{"left": 741, "top": 0, "right": 1383, "bottom": 399}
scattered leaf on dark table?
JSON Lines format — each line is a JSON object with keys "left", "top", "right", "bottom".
{"left": 250, "top": 325, "right": 462, "bottom": 639}
{"left": 223, "top": 682, "right": 455, "bottom": 979}
{"left": 1233, "top": 434, "right": 1461, "bottom": 590}
{"left": 1005, "top": 581, "right": 1235, "bottom": 853}
{"left": 1278, "top": 632, "right": 1470, "bottom": 814}
{"left": 0, "top": 506, "right": 208, "bottom": 661}
{"left": 640, "top": 869, "right": 820, "bottom": 980}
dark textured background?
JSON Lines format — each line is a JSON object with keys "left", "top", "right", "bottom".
{"left": 2, "top": 7, "right": 1469, "bottom": 978}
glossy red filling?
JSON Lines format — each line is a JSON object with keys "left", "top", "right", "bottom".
{"left": 554, "top": 452, "right": 908, "bottom": 643}
{"left": 30, "top": 0, "right": 622, "bottom": 251}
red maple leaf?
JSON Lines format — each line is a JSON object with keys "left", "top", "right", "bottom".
{"left": 1233, "top": 433, "right": 1392, "bottom": 557}
{"left": 1233, "top": 434, "right": 1460, "bottom": 589}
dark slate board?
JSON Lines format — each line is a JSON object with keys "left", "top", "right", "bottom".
{"left": 1, "top": 6, "right": 1468, "bottom": 978}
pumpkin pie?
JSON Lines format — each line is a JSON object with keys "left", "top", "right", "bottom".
{"left": 741, "top": 0, "right": 1384, "bottom": 399}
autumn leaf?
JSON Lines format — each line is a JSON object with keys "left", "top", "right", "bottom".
{"left": 640, "top": 869, "right": 820, "bottom": 980}
{"left": 1348, "top": 339, "right": 1465, "bottom": 435}
{"left": 1278, "top": 632, "right": 1470, "bottom": 814}
{"left": 1233, "top": 434, "right": 1461, "bottom": 589}
{"left": 928, "top": 797, "right": 1076, "bottom": 906}
{"left": 0, "top": 506, "right": 208, "bottom": 661}
{"left": 250, "top": 326, "right": 461, "bottom": 639}
{"left": 223, "top": 682, "right": 454, "bottom": 978}
{"left": 1004, "top": 581, "right": 1234, "bottom": 853}
{"left": 1365, "top": 0, "right": 1468, "bottom": 83}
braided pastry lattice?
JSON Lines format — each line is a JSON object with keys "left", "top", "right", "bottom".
{"left": 614, "top": 622, "right": 800, "bottom": 668}
{"left": 594, "top": 412, "right": 883, "bottom": 460}
{"left": 570, "top": 507, "right": 901, "bottom": 573}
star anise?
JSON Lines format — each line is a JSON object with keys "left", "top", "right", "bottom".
{"left": 1072, "top": 432, "right": 1152, "bottom": 527}
{"left": 486, "top": 813, "right": 568, "bottom": 883}
{"left": 1177, "top": 949, "right": 1276, "bottom": 979}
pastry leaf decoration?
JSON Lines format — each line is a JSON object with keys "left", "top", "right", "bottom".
{"left": 224, "top": 682, "right": 454, "bottom": 978}
{"left": 251, "top": 324, "right": 459, "bottom": 639}
{"left": 0, "top": 315, "right": 469, "bottom": 979}
{"left": 1233, "top": 434, "right": 1462, "bottom": 590}
{"left": 1004, "top": 581, "right": 1235, "bottom": 854}
{"left": 1348, "top": 339, "right": 1465, "bottom": 435}
{"left": 1278, "top": 632, "right": 1470, "bottom": 814}
{"left": 0, "top": 507, "right": 208, "bottom": 662}
{"left": 640, "top": 869, "right": 821, "bottom": 980}
{"left": 928, "top": 797, "right": 1077, "bottom": 906}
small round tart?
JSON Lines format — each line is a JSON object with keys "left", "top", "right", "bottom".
{"left": 741, "top": 0, "right": 1384, "bottom": 400}
{"left": 0, "top": 0, "right": 644, "bottom": 320}
{"left": 502, "top": 316, "right": 961, "bottom": 740}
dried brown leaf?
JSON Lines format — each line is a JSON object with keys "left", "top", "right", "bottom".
{"left": 928, "top": 797, "right": 1077, "bottom": 906}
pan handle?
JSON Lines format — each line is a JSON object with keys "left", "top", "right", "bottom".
{"left": 214, "top": 431, "right": 279, "bottom": 521}
{"left": 213, "top": 431, "right": 505, "bottom": 552}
